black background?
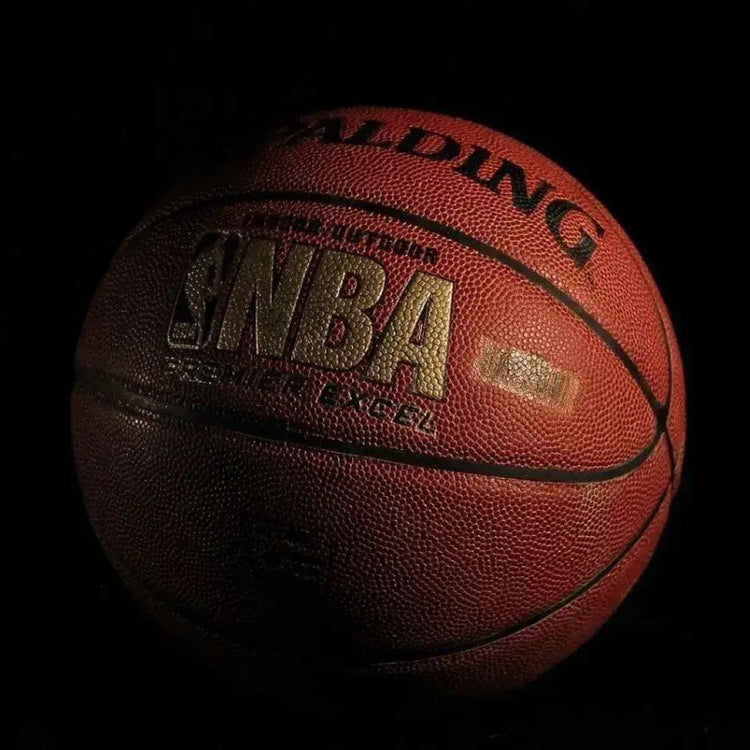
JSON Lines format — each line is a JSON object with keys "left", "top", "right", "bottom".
{"left": 11, "top": 5, "right": 742, "bottom": 748}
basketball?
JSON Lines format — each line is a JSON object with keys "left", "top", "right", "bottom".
{"left": 71, "top": 106, "right": 686, "bottom": 705}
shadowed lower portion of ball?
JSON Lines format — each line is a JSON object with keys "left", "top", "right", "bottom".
{"left": 72, "top": 106, "right": 685, "bottom": 706}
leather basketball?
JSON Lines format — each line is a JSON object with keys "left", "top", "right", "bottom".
{"left": 72, "top": 107, "right": 686, "bottom": 704}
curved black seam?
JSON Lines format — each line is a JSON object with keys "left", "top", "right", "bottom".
{"left": 128, "top": 189, "right": 665, "bottom": 423}
{"left": 653, "top": 309, "right": 676, "bottom": 485}
{"left": 620, "top": 229, "right": 676, "bottom": 486}
{"left": 364, "top": 482, "right": 670, "bottom": 665}
{"left": 97, "top": 479, "right": 670, "bottom": 667}
{"left": 76, "top": 367, "right": 662, "bottom": 484}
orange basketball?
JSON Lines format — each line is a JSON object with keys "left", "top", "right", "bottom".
{"left": 72, "top": 107, "right": 686, "bottom": 704}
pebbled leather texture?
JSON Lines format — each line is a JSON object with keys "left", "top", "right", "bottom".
{"left": 72, "top": 106, "right": 686, "bottom": 703}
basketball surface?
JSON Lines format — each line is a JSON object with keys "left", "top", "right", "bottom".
{"left": 71, "top": 106, "right": 686, "bottom": 705}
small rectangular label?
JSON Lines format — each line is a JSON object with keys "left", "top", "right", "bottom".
{"left": 475, "top": 341, "right": 578, "bottom": 411}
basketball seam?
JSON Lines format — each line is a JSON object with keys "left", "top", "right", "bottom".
{"left": 74, "top": 368, "right": 665, "bottom": 483}
{"left": 613, "top": 220, "right": 680, "bottom": 485}
{"left": 94, "top": 479, "right": 671, "bottom": 666}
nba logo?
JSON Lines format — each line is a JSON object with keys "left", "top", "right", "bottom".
{"left": 167, "top": 230, "right": 242, "bottom": 349}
